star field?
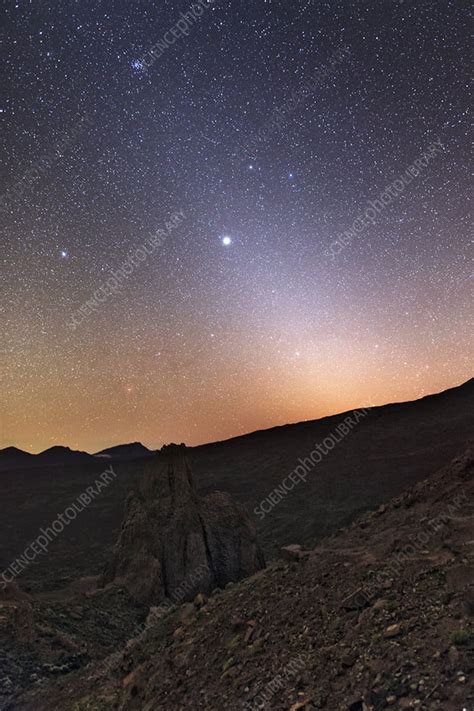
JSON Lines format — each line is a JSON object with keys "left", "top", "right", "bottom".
{"left": 1, "top": 0, "right": 471, "bottom": 452}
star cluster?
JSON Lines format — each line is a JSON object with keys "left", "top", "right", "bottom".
{"left": 1, "top": 0, "right": 471, "bottom": 452}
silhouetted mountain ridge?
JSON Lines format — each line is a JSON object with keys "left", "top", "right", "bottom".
{"left": 0, "top": 445, "right": 96, "bottom": 470}
{"left": 2, "top": 378, "right": 472, "bottom": 471}
{"left": 94, "top": 442, "right": 154, "bottom": 460}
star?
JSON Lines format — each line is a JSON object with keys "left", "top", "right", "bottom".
{"left": 60, "top": 250, "right": 68, "bottom": 258}
{"left": 221, "top": 236, "right": 232, "bottom": 246}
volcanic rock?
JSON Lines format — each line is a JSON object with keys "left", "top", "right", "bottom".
{"left": 99, "top": 444, "right": 264, "bottom": 604}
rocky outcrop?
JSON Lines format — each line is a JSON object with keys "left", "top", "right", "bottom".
{"left": 99, "top": 444, "right": 264, "bottom": 605}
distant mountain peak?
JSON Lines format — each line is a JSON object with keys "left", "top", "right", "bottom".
{"left": 0, "top": 444, "right": 95, "bottom": 470}
{"left": 0, "top": 446, "right": 34, "bottom": 469}
{"left": 40, "top": 445, "right": 75, "bottom": 454}
{"left": 37, "top": 446, "right": 96, "bottom": 465}
{"left": 94, "top": 442, "right": 154, "bottom": 461}
{"left": 1, "top": 446, "right": 30, "bottom": 455}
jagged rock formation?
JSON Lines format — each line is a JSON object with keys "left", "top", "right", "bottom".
{"left": 99, "top": 444, "right": 265, "bottom": 604}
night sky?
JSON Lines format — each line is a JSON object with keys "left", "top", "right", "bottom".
{"left": 2, "top": 0, "right": 471, "bottom": 453}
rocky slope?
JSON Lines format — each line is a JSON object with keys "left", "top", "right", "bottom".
{"left": 0, "top": 581, "right": 147, "bottom": 709}
{"left": 99, "top": 444, "right": 265, "bottom": 605}
{"left": 10, "top": 446, "right": 473, "bottom": 710}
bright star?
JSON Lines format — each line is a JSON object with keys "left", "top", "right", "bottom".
{"left": 60, "top": 250, "right": 68, "bottom": 258}
{"left": 221, "top": 236, "right": 232, "bottom": 246}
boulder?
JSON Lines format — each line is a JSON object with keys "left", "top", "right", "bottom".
{"left": 99, "top": 444, "right": 264, "bottom": 604}
{"left": 281, "top": 544, "right": 302, "bottom": 561}
{"left": 281, "top": 544, "right": 310, "bottom": 562}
